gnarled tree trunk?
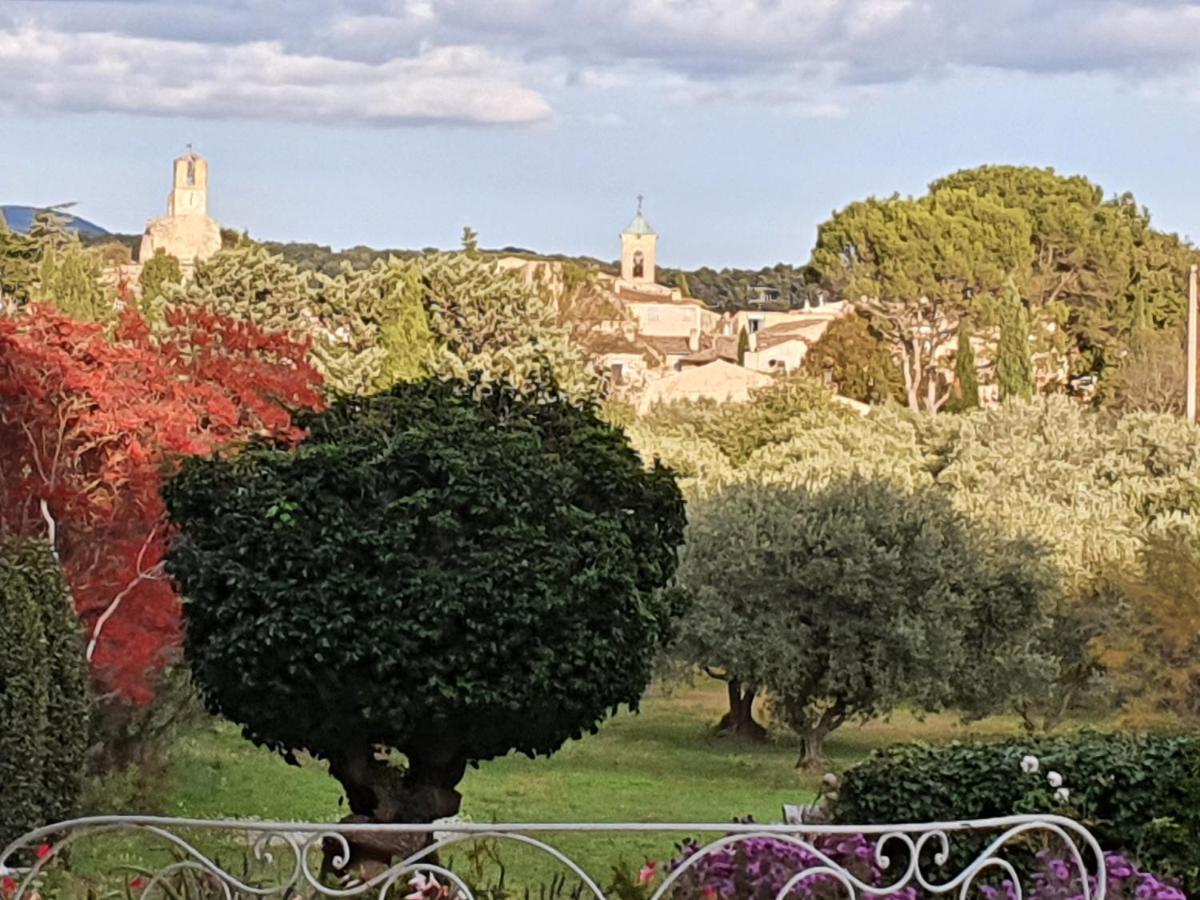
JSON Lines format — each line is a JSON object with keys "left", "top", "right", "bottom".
{"left": 794, "top": 701, "right": 847, "bottom": 771}
{"left": 324, "top": 743, "right": 466, "bottom": 882}
{"left": 716, "top": 678, "right": 768, "bottom": 742}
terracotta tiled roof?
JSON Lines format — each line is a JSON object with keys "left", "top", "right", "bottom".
{"left": 756, "top": 331, "right": 814, "bottom": 351}
{"left": 616, "top": 285, "right": 709, "bottom": 307}
{"left": 641, "top": 335, "right": 694, "bottom": 356}
{"left": 753, "top": 319, "right": 830, "bottom": 350}
{"left": 586, "top": 333, "right": 645, "bottom": 355}
{"left": 713, "top": 335, "right": 740, "bottom": 360}
{"left": 585, "top": 332, "right": 660, "bottom": 366}
{"left": 682, "top": 335, "right": 740, "bottom": 366}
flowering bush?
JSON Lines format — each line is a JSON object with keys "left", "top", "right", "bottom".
{"left": 987, "top": 851, "right": 1187, "bottom": 900}
{"left": 626, "top": 831, "right": 1187, "bottom": 900}
{"left": 662, "top": 832, "right": 919, "bottom": 900}
{"left": 833, "top": 734, "right": 1200, "bottom": 894}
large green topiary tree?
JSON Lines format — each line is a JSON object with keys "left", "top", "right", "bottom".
{"left": 0, "top": 539, "right": 90, "bottom": 849}
{"left": 165, "top": 377, "right": 686, "bottom": 823}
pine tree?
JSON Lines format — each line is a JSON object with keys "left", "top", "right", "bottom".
{"left": 997, "top": 282, "right": 1035, "bottom": 402}
{"left": 953, "top": 319, "right": 980, "bottom": 409}
{"left": 461, "top": 226, "right": 479, "bottom": 256}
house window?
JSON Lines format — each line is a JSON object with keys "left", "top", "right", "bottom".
{"left": 610, "top": 362, "right": 625, "bottom": 385}
{"left": 748, "top": 316, "right": 765, "bottom": 334}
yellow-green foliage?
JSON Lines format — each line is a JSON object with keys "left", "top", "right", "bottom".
{"left": 635, "top": 386, "right": 1200, "bottom": 725}
{"left": 419, "top": 253, "right": 597, "bottom": 399}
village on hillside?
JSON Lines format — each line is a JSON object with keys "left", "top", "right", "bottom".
{"left": 106, "top": 149, "right": 852, "bottom": 411}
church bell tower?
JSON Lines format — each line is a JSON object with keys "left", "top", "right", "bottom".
{"left": 620, "top": 195, "right": 657, "bottom": 286}
{"left": 168, "top": 148, "right": 209, "bottom": 217}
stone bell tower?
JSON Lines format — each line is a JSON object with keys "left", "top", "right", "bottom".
{"left": 620, "top": 195, "right": 657, "bottom": 287}
{"left": 168, "top": 150, "right": 209, "bottom": 216}
{"left": 139, "top": 147, "right": 222, "bottom": 266}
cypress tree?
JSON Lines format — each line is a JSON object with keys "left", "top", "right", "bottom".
{"left": 737, "top": 327, "right": 750, "bottom": 365}
{"left": 997, "top": 282, "right": 1035, "bottom": 402}
{"left": 954, "top": 319, "right": 980, "bottom": 409}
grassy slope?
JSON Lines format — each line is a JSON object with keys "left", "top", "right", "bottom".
{"left": 140, "top": 680, "right": 1027, "bottom": 884}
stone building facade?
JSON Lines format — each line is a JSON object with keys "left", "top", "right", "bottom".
{"left": 139, "top": 149, "right": 222, "bottom": 267}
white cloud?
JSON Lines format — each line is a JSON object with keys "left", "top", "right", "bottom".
{"left": 3, "top": 0, "right": 1200, "bottom": 124}
{"left": 0, "top": 26, "right": 552, "bottom": 125}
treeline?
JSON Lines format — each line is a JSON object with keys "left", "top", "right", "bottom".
{"left": 629, "top": 376, "right": 1200, "bottom": 763}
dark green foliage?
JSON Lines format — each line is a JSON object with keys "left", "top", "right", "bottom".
{"left": 997, "top": 284, "right": 1035, "bottom": 401}
{"left": 951, "top": 320, "right": 980, "bottom": 410}
{"left": 800, "top": 312, "right": 904, "bottom": 405}
{"left": 0, "top": 539, "right": 90, "bottom": 848}
{"left": 165, "top": 377, "right": 685, "bottom": 821}
{"left": 833, "top": 733, "right": 1200, "bottom": 893}
{"left": 656, "top": 263, "right": 820, "bottom": 311}
{"left": 930, "top": 165, "right": 1200, "bottom": 380}
{"left": 461, "top": 226, "right": 480, "bottom": 255}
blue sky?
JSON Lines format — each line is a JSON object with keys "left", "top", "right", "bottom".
{"left": 2, "top": 1, "right": 1200, "bottom": 268}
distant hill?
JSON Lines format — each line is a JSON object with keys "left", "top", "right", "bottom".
{"left": 0, "top": 205, "right": 110, "bottom": 238}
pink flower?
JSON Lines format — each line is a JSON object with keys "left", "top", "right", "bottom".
{"left": 1, "top": 877, "right": 16, "bottom": 899}
{"left": 638, "top": 861, "right": 658, "bottom": 884}
{"left": 702, "top": 885, "right": 718, "bottom": 900}
{"left": 129, "top": 878, "right": 145, "bottom": 890}
{"left": 34, "top": 845, "right": 52, "bottom": 862}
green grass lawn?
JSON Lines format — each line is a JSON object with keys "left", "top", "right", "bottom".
{"left": 80, "top": 679, "right": 1032, "bottom": 889}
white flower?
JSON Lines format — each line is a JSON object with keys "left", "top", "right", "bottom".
{"left": 1020, "top": 755, "right": 1040, "bottom": 774}
{"left": 1047, "top": 771, "right": 1064, "bottom": 788}
{"left": 822, "top": 772, "right": 839, "bottom": 788}
{"left": 1054, "top": 787, "right": 1070, "bottom": 803}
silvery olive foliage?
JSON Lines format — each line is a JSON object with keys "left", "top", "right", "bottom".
{"left": 634, "top": 380, "right": 1200, "bottom": 733}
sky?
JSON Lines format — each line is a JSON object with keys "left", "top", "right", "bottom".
{"left": 2, "top": 1, "right": 1200, "bottom": 268}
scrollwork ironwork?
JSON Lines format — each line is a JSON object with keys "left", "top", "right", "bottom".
{"left": 0, "top": 814, "right": 1106, "bottom": 899}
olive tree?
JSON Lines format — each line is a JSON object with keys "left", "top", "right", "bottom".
{"left": 675, "top": 479, "right": 1055, "bottom": 769}
{"left": 164, "top": 377, "right": 685, "bottom": 823}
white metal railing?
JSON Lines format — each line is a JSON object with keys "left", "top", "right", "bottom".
{"left": 0, "top": 814, "right": 1106, "bottom": 899}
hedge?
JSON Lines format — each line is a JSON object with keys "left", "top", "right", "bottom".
{"left": 833, "top": 733, "right": 1200, "bottom": 894}
{"left": 0, "top": 538, "right": 90, "bottom": 851}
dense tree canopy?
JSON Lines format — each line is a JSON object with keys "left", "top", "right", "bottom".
{"left": 675, "top": 479, "right": 1054, "bottom": 767}
{"left": 810, "top": 189, "right": 1033, "bottom": 414}
{"left": 929, "top": 166, "right": 1196, "bottom": 378}
{"left": 800, "top": 311, "right": 904, "bottom": 405}
{"left": 165, "top": 378, "right": 686, "bottom": 823}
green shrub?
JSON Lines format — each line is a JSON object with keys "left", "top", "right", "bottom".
{"left": 833, "top": 733, "right": 1200, "bottom": 893}
{"left": 0, "top": 538, "right": 90, "bottom": 849}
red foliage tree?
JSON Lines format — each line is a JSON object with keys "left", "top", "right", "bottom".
{"left": 0, "top": 304, "right": 323, "bottom": 702}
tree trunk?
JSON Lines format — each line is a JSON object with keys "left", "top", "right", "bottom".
{"left": 793, "top": 701, "right": 847, "bottom": 771}
{"left": 796, "top": 728, "right": 829, "bottom": 771}
{"left": 716, "top": 679, "right": 768, "bottom": 742}
{"left": 324, "top": 743, "right": 466, "bottom": 882}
